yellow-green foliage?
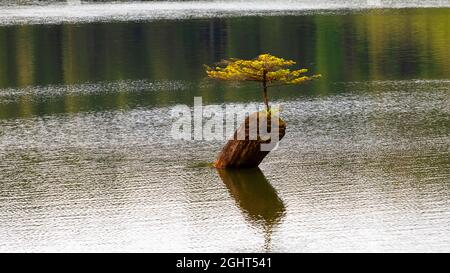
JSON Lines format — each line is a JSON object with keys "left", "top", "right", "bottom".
{"left": 205, "top": 53, "right": 321, "bottom": 85}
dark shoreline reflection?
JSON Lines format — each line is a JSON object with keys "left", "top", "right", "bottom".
{"left": 217, "top": 168, "right": 285, "bottom": 251}
{"left": 1, "top": 9, "right": 449, "bottom": 119}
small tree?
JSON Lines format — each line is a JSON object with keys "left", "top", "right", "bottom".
{"left": 205, "top": 53, "right": 321, "bottom": 112}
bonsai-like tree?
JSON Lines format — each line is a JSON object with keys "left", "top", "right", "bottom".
{"left": 205, "top": 53, "right": 321, "bottom": 112}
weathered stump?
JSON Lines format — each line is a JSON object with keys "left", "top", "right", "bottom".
{"left": 214, "top": 111, "right": 286, "bottom": 168}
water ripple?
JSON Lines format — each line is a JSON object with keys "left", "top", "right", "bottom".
{"left": 0, "top": 79, "right": 448, "bottom": 252}
{"left": 1, "top": 1, "right": 449, "bottom": 25}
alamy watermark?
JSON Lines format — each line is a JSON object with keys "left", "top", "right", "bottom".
{"left": 170, "top": 97, "right": 282, "bottom": 151}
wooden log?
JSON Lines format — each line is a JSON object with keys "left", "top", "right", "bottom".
{"left": 214, "top": 111, "right": 286, "bottom": 168}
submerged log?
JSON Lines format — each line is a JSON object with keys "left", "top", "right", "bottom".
{"left": 214, "top": 111, "right": 286, "bottom": 168}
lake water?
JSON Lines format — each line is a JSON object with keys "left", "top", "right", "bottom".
{"left": 0, "top": 1, "right": 449, "bottom": 252}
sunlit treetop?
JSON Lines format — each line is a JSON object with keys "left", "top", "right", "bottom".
{"left": 205, "top": 53, "right": 322, "bottom": 112}
{"left": 205, "top": 53, "right": 321, "bottom": 86}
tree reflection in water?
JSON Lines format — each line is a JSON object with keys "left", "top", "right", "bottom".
{"left": 217, "top": 168, "right": 285, "bottom": 251}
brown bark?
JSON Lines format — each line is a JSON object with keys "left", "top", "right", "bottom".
{"left": 214, "top": 111, "right": 286, "bottom": 169}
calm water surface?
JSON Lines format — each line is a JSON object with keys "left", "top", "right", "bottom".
{"left": 0, "top": 1, "right": 449, "bottom": 252}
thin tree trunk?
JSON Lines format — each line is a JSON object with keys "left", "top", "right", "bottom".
{"left": 262, "top": 71, "right": 269, "bottom": 112}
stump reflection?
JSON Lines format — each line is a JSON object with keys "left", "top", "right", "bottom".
{"left": 217, "top": 168, "right": 285, "bottom": 250}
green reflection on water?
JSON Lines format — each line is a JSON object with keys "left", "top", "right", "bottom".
{"left": 0, "top": 8, "right": 449, "bottom": 119}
